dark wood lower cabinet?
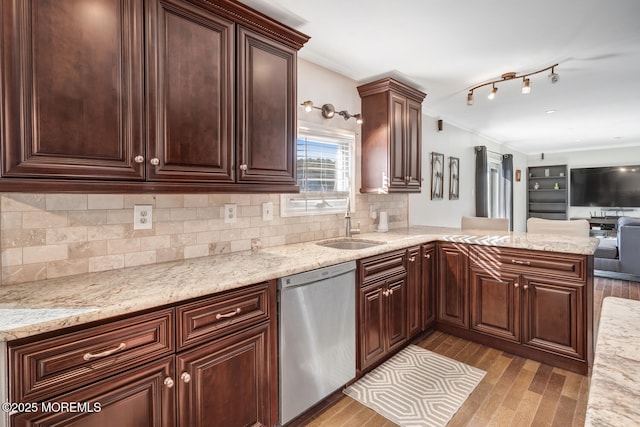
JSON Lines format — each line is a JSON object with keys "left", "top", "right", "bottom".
{"left": 437, "top": 242, "right": 469, "bottom": 328}
{"left": 176, "top": 322, "right": 271, "bottom": 427}
{"left": 470, "top": 266, "right": 521, "bottom": 343}
{"left": 449, "top": 244, "right": 593, "bottom": 374}
{"left": 357, "top": 251, "right": 408, "bottom": 373}
{"left": 12, "top": 357, "right": 174, "bottom": 427}
{"left": 406, "top": 246, "right": 422, "bottom": 338}
{"left": 523, "top": 276, "right": 584, "bottom": 359}
{"left": 421, "top": 243, "right": 437, "bottom": 330}
{"left": 9, "top": 281, "right": 277, "bottom": 427}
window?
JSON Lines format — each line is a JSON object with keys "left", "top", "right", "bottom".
{"left": 281, "top": 122, "right": 355, "bottom": 216}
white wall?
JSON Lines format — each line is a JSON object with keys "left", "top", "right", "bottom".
{"left": 527, "top": 145, "right": 640, "bottom": 219}
{"left": 409, "top": 117, "right": 528, "bottom": 231}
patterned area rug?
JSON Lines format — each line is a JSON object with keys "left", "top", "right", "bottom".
{"left": 344, "top": 345, "right": 486, "bottom": 427}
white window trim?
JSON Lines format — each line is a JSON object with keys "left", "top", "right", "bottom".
{"left": 280, "top": 121, "right": 356, "bottom": 217}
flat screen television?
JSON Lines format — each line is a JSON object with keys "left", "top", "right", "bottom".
{"left": 570, "top": 165, "right": 640, "bottom": 207}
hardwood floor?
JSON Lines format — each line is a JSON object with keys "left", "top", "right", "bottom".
{"left": 307, "top": 276, "right": 640, "bottom": 427}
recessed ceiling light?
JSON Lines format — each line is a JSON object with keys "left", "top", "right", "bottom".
{"left": 545, "top": 110, "right": 557, "bottom": 114}
{"left": 613, "top": 136, "right": 623, "bottom": 140}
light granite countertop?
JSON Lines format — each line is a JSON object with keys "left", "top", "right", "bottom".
{"left": 0, "top": 226, "right": 598, "bottom": 342}
{"left": 586, "top": 297, "right": 640, "bottom": 426}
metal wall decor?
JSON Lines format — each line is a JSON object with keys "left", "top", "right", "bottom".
{"left": 449, "top": 157, "right": 460, "bottom": 200}
{"left": 431, "top": 152, "right": 444, "bottom": 200}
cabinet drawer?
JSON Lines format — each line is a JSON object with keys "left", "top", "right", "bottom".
{"left": 358, "top": 250, "right": 406, "bottom": 285}
{"left": 471, "top": 245, "right": 586, "bottom": 281}
{"left": 177, "top": 281, "right": 271, "bottom": 350}
{"left": 9, "top": 309, "right": 174, "bottom": 403}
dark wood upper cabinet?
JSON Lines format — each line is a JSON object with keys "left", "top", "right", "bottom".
{"left": 145, "top": 0, "right": 235, "bottom": 182}
{"left": 357, "top": 78, "right": 426, "bottom": 193}
{"left": 0, "top": 0, "right": 309, "bottom": 193}
{"left": 236, "top": 26, "right": 297, "bottom": 185}
{"left": 1, "top": 0, "right": 145, "bottom": 180}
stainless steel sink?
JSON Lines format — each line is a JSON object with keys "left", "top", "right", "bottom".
{"left": 316, "top": 238, "right": 385, "bottom": 250}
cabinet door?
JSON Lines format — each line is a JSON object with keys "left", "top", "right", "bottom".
{"left": 237, "top": 26, "right": 296, "bottom": 185}
{"left": 470, "top": 267, "right": 520, "bottom": 343}
{"left": 177, "top": 322, "right": 272, "bottom": 427}
{"left": 359, "top": 282, "right": 386, "bottom": 371}
{"left": 522, "top": 277, "right": 584, "bottom": 359}
{"left": 389, "top": 93, "right": 407, "bottom": 189}
{"left": 1, "top": 0, "right": 144, "bottom": 180}
{"left": 386, "top": 277, "right": 408, "bottom": 352}
{"left": 437, "top": 243, "right": 469, "bottom": 328}
{"left": 406, "top": 247, "right": 422, "bottom": 338}
{"left": 405, "top": 98, "right": 422, "bottom": 190}
{"left": 421, "top": 243, "right": 437, "bottom": 330}
{"left": 145, "top": 0, "right": 234, "bottom": 182}
{"left": 12, "top": 357, "right": 174, "bottom": 427}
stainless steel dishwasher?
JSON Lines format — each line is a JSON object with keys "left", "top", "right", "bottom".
{"left": 278, "top": 261, "right": 356, "bottom": 425}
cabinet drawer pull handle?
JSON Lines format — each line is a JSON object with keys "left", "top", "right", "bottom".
{"left": 134, "top": 155, "right": 144, "bottom": 163}
{"left": 383, "top": 289, "right": 389, "bottom": 297}
{"left": 180, "top": 372, "right": 191, "bottom": 383}
{"left": 83, "top": 342, "right": 126, "bottom": 361}
{"left": 164, "top": 377, "right": 174, "bottom": 388}
{"left": 511, "top": 259, "right": 531, "bottom": 266}
{"left": 514, "top": 283, "right": 519, "bottom": 288}
{"left": 409, "top": 256, "right": 416, "bottom": 262}
{"left": 424, "top": 253, "right": 431, "bottom": 259}
{"left": 150, "top": 157, "right": 160, "bottom": 166}
{"left": 523, "top": 285, "right": 529, "bottom": 290}
{"left": 240, "top": 164, "right": 248, "bottom": 171}
{"left": 389, "top": 288, "right": 394, "bottom": 295}
{"left": 216, "top": 308, "right": 241, "bottom": 320}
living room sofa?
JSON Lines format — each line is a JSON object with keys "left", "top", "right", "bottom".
{"left": 594, "top": 216, "right": 640, "bottom": 275}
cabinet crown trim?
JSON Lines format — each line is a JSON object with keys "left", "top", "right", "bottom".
{"left": 357, "top": 77, "right": 427, "bottom": 101}
{"left": 196, "top": 0, "right": 310, "bottom": 49}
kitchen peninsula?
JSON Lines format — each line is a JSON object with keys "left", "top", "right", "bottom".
{"left": 0, "top": 227, "right": 598, "bottom": 426}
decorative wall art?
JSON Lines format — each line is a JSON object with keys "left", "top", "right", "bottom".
{"left": 449, "top": 157, "right": 459, "bottom": 200}
{"left": 431, "top": 152, "right": 444, "bottom": 200}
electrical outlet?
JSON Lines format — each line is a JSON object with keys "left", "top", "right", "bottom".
{"left": 262, "top": 202, "right": 273, "bottom": 221}
{"left": 224, "top": 204, "right": 237, "bottom": 224}
{"left": 133, "top": 205, "right": 153, "bottom": 230}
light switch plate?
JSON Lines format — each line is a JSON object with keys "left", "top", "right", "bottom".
{"left": 262, "top": 202, "right": 273, "bottom": 221}
{"left": 133, "top": 205, "right": 153, "bottom": 230}
{"left": 224, "top": 204, "right": 237, "bottom": 224}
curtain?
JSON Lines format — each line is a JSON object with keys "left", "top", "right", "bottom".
{"left": 474, "top": 146, "right": 488, "bottom": 217}
{"left": 502, "top": 154, "right": 514, "bottom": 230}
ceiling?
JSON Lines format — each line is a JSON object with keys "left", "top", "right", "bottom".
{"left": 241, "top": 0, "right": 640, "bottom": 155}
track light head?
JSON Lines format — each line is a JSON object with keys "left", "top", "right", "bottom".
{"left": 321, "top": 104, "right": 335, "bottom": 119}
{"left": 488, "top": 84, "right": 498, "bottom": 100}
{"left": 354, "top": 114, "right": 363, "bottom": 124}
{"left": 522, "top": 78, "right": 531, "bottom": 94}
{"left": 548, "top": 67, "right": 559, "bottom": 84}
{"left": 301, "top": 100, "right": 313, "bottom": 112}
{"left": 467, "top": 91, "right": 474, "bottom": 106}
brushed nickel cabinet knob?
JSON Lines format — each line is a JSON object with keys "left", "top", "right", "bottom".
{"left": 150, "top": 158, "right": 160, "bottom": 166}
{"left": 134, "top": 155, "right": 144, "bottom": 163}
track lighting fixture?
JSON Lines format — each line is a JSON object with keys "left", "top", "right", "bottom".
{"left": 299, "top": 100, "right": 363, "bottom": 123}
{"left": 466, "top": 63, "right": 558, "bottom": 105}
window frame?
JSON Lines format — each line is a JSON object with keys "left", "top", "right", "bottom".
{"left": 280, "top": 121, "right": 356, "bottom": 217}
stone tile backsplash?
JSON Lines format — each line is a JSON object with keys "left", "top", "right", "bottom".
{"left": 0, "top": 193, "right": 408, "bottom": 285}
